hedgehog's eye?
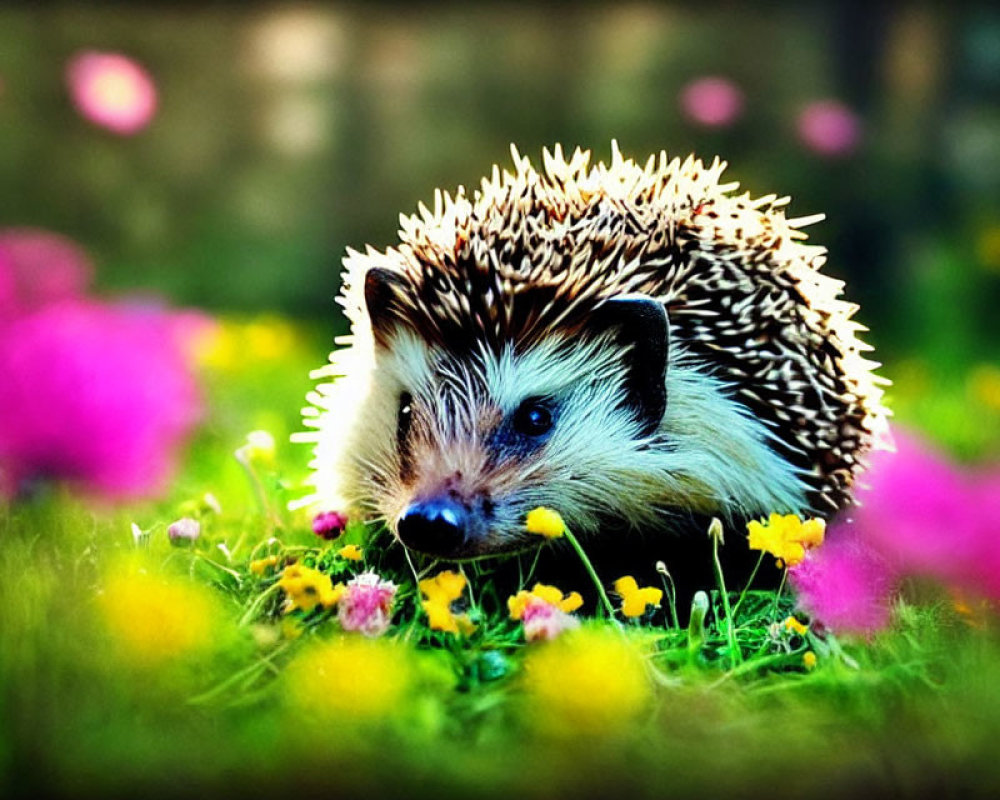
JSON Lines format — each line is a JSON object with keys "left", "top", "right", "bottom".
{"left": 397, "top": 391, "right": 414, "bottom": 444}
{"left": 512, "top": 397, "right": 554, "bottom": 437}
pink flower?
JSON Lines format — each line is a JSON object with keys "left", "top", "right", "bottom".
{"left": 312, "top": 510, "right": 348, "bottom": 540}
{"left": 0, "top": 229, "right": 92, "bottom": 316}
{"left": 679, "top": 77, "right": 744, "bottom": 128}
{"left": 521, "top": 601, "right": 580, "bottom": 643}
{"left": 790, "top": 426, "right": 1000, "bottom": 634}
{"left": 969, "top": 471, "right": 1000, "bottom": 598}
{"left": 790, "top": 523, "right": 900, "bottom": 637}
{"left": 168, "top": 517, "right": 201, "bottom": 544}
{"left": 66, "top": 52, "right": 157, "bottom": 135}
{"left": 0, "top": 300, "right": 202, "bottom": 500}
{"left": 853, "top": 431, "right": 979, "bottom": 582}
{"left": 847, "top": 429, "right": 1000, "bottom": 600}
{"left": 337, "top": 571, "right": 397, "bottom": 637}
{"left": 796, "top": 100, "right": 862, "bottom": 157}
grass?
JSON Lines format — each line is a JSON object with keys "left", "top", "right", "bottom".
{"left": 2, "top": 317, "right": 999, "bottom": 800}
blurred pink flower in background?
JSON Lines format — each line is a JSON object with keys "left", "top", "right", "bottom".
{"left": 0, "top": 229, "right": 92, "bottom": 314}
{"left": 679, "top": 77, "right": 744, "bottom": 128}
{"left": 0, "top": 229, "right": 205, "bottom": 501}
{"left": 790, "top": 525, "right": 900, "bottom": 637}
{"left": 66, "top": 51, "right": 157, "bottom": 135}
{"left": 0, "top": 301, "right": 203, "bottom": 500}
{"left": 791, "top": 427, "right": 1000, "bottom": 635}
{"left": 796, "top": 99, "right": 862, "bottom": 157}
{"left": 853, "top": 432, "right": 984, "bottom": 584}
{"left": 337, "top": 571, "right": 398, "bottom": 637}
{"left": 521, "top": 602, "right": 580, "bottom": 643}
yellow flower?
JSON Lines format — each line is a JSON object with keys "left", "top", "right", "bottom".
{"left": 191, "top": 319, "right": 240, "bottom": 371}
{"left": 284, "top": 636, "right": 414, "bottom": 724}
{"left": 419, "top": 570, "right": 467, "bottom": 605}
{"left": 969, "top": 363, "right": 1000, "bottom": 411}
{"left": 613, "top": 576, "right": 664, "bottom": 618}
{"left": 97, "top": 564, "right": 220, "bottom": 667}
{"left": 245, "top": 315, "right": 297, "bottom": 361}
{"left": 249, "top": 555, "right": 280, "bottom": 576}
{"left": 278, "top": 564, "right": 344, "bottom": 613}
{"left": 418, "top": 570, "right": 476, "bottom": 634}
{"left": 747, "top": 513, "right": 826, "bottom": 568}
{"left": 783, "top": 616, "right": 809, "bottom": 636}
{"left": 337, "top": 544, "right": 363, "bottom": 561}
{"left": 508, "top": 583, "right": 583, "bottom": 620}
{"left": 525, "top": 507, "right": 566, "bottom": 538}
{"left": 521, "top": 626, "right": 651, "bottom": 735}
{"left": 803, "top": 651, "right": 818, "bottom": 670}
{"left": 193, "top": 316, "right": 301, "bottom": 372}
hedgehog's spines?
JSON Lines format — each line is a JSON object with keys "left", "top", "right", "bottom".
{"left": 325, "top": 144, "right": 887, "bottom": 514}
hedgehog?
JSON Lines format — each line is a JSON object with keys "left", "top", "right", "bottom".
{"left": 295, "top": 143, "right": 889, "bottom": 585}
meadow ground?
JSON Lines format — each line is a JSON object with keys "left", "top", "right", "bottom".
{"left": 2, "top": 318, "right": 999, "bottom": 800}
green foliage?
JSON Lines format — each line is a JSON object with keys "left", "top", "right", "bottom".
{"left": 2, "top": 322, "right": 998, "bottom": 798}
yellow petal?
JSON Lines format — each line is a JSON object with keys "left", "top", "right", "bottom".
{"left": 531, "top": 583, "right": 564, "bottom": 606}
{"left": 337, "top": 544, "right": 363, "bottom": 561}
{"left": 614, "top": 576, "right": 639, "bottom": 596}
{"left": 621, "top": 594, "right": 647, "bottom": 618}
{"left": 525, "top": 507, "right": 566, "bottom": 538}
{"left": 797, "top": 518, "right": 826, "bottom": 548}
{"left": 508, "top": 591, "right": 531, "bottom": 620}
{"left": 422, "top": 599, "right": 459, "bottom": 633}
{"left": 559, "top": 591, "right": 583, "bottom": 613}
{"left": 638, "top": 587, "right": 663, "bottom": 607}
{"left": 419, "top": 570, "right": 467, "bottom": 605}
{"left": 321, "top": 583, "right": 346, "bottom": 608}
{"left": 783, "top": 616, "right": 809, "bottom": 635}
{"left": 780, "top": 541, "right": 807, "bottom": 567}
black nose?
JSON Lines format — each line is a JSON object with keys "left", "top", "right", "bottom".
{"left": 397, "top": 499, "right": 468, "bottom": 555}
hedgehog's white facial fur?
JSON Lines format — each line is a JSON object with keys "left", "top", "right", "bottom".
{"left": 299, "top": 323, "right": 808, "bottom": 559}
{"left": 295, "top": 143, "right": 889, "bottom": 559}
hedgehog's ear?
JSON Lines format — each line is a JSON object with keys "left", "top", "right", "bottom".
{"left": 364, "top": 268, "right": 407, "bottom": 348}
{"left": 591, "top": 295, "right": 669, "bottom": 436}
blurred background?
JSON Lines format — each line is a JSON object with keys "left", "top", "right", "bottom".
{"left": 0, "top": 1, "right": 997, "bottom": 462}
{"left": 2, "top": 8, "right": 1000, "bottom": 794}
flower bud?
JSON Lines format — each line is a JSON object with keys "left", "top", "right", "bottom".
{"left": 167, "top": 517, "right": 201, "bottom": 545}
{"left": 312, "top": 510, "right": 348, "bottom": 540}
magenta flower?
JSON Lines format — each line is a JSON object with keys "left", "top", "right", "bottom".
{"left": 969, "top": 471, "right": 1000, "bottom": 598}
{"left": 679, "top": 77, "right": 744, "bottom": 128}
{"left": 521, "top": 602, "right": 580, "bottom": 643}
{"left": 790, "top": 523, "right": 900, "bottom": 637}
{"left": 790, "top": 426, "right": 1000, "bottom": 634}
{"left": 852, "top": 431, "right": 980, "bottom": 582}
{"left": 0, "top": 299, "right": 202, "bottom": 500}
{"left": 66, "top": 51, "right": 157, "bottom": 135}
{"left": 796, "top": 100, "right": 862, "bottom": 157}
{"left": 312, "top": 510, "right": 348, "bottom": 540}
{"left": 337, "top": 571, "right": 398, "bottom": 637}
{"left": 0, "top": 229, "right": 92, "bottom": 316}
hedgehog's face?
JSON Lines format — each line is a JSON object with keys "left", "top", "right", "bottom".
{"left": 355, "top": 269, "right": 670, "bottom": 561}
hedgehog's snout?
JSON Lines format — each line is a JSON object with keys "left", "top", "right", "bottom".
{"left": 397, "top": 497, "right": 469, "bottom": 556}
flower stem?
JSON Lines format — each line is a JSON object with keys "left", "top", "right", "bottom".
{"left": 562, "top": 527, "right": 617, "bottom": 621}
{"left": 656, "top": 563, "right": 680, "bottom": 629}
{"left": 710, "top": 523, "right": 741, "bottom": 667}
{"left": 771, "top": 568, "right": 789, "bottom": 619}
{"left": 730, "top": 551, "right": 766, "bottom": 621}
{"left": 237, "top": 456, "right": 276, "bottom": 526}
